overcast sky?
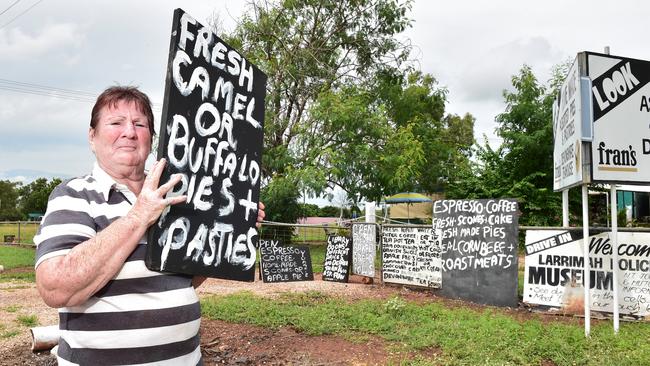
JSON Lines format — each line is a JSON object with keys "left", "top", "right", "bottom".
{"left": 1, "top": 0, "right": 649, "bottom": 186}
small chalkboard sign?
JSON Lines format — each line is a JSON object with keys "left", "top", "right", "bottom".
{"left": 433, "top": 199, "right": 519, "bottom": 307}
{"left": 381, "top": 226, "right": 442, "bottom": 288}
{"left": 146, "top": 8, "right": 267, "bottom": 281}
{"left": 322, "top": 235, "right": 351, "bottom": 282}
{"left": 351, "top": 223, "right": 376, "bottom": 277}
{"left": 259, "top": 239, "right": 314, "bottom": 283}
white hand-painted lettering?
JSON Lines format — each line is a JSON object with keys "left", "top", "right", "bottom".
{"left": 218, "top": 177, "right": 234, "bottom": 215}
{"left": 160, "top": 217, "right": 190, "bottom": 271}
{"left": 192, "top": 176, "right": 213, "bottom": 211}
{"left": 193, "top": 27, "right": 213, "bottom": 62}
{"left": 168, "top": 115, "right": 189, "bottom": 169}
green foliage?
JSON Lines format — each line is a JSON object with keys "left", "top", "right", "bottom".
{"left": 18, "top": 177, "right": 61, "bottom": 217}
{"left": 0, "top": 180, "right": 22, "bottom": 220}
{"left": 259, "top": 176, "right": 302, "bottom": 242}
{"left": 226, "top": 0, "right": 473, "bottom": 211}
{"left": 297, "top": 203, "right": 320, "bottom": 217}
{"left": 617, "top": 209, "right": 627, "bottom": 226}
{"left": 260, "top": 175, "right": 301, "bottom": 223}
{"left": 16, "top": 314, "right": 38, "bottom": 327}
{"left": 447, "top": 65, "right": 566, "bottom": 226}
{"left": 201, "top": 291, "right": 650, "bottom": 365}
{"left": 318, "top": 206, "right": 340, "bottom": 217}
{"left": 0, "top": 177, "right": 60, "bottom": 220}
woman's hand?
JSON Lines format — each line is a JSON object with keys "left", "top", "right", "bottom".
{"left": 129, "top": 158, "right": 187, "bottom": 226}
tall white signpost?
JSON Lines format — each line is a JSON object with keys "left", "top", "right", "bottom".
{"left": 553, "top": 51, "right": 650, "bottom": 336}
{"left": 588, "top": 51, "right": 650, "bottom": 333}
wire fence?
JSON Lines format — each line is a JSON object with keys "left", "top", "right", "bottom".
{"left": 259, "top": 221, "right": 350, "bottom": 245}
{"left": 0, "top": 221, "right": 40, "bottom": 245}
{"left": 0, "top": 217, "right": 405, "bottom": 246}
{"left": 258, "top": 216, "right": 416, "bottom": 245}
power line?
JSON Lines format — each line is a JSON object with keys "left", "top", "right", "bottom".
{"left": 0, "top": 0, "right": 44, "bottom": 30}
{"left": 0, "top": 78, "right": 162, "bottom": 110}
{"left": 0, "top": 78, "right": 99, "bottom": 103}
{"left": 0, "top": 78, "right": 97, "bottom": 101}
{"left": 0, "top": 0, "right": 23, "bottom": 17}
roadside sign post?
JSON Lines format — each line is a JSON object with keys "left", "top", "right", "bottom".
{"left": 587, "top": 51, "right": 650, "bottom": 333}
{"left": 553, "top": 50, "right": 650, "bottom": 335}
{"left": 610, "top": 185, "right": 620, "bottom": 333}
{"left": 581, "top": 185, "right": 591, "bottom": 337}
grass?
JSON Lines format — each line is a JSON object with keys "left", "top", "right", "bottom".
{"left": 16, "top": 314, "right": 38, "bottom": 327}
{"left": 0, "top": 222, "right": 39, "bottom": 245}
{"left": 4, "top": 305, "right": 20, "bottom": 313}
{"left": 0, "top": 272, "right": 35, "bottom": 283}
{"left": 0, "top": 324, "right": 19, "bottom": 339}
{"left": 201, "top": 291, "right": 650, "bottom": 365}
{"left": 0, "top": 245, "right": 36, "bottom": 282}
{"left": 0, "top": 245, "right": 35, "bottom": 269}
{"left": 308, "top": 243, "right": 326, "bottom": 273}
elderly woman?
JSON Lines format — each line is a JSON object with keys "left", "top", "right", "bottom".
{"left": 34, "top": 86, "right": 264, "bottom": 365}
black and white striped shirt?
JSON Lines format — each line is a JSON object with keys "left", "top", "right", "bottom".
{"left": 35, "top": 163, "right": 202, "bottom": 365}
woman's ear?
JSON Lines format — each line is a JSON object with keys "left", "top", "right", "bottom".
{"left": 89, "top": 128, "right": 96, "bottom": 153}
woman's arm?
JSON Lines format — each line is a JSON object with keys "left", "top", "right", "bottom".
{"left": 36, "top": 160, "right": 186, "bottom": 308}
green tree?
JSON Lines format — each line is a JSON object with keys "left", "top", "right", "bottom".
{"left": 447, "top": 65, "right": 566, "bottom": 226}
{"left": 319, "top": 205, "right": 340, "bottom": 217}
{"left": 229, "top": 0, "right": 414, "bottom": 203}
{"left": 225, "top": 0, "right": 474, "bottom": 217}
{"left": 305, "top": 71, "right": 474, "bottom": 203}
{"left": 374, "top": 71, "right": 474, "bottom": 194}
{"left": 0, "top": 180, "right": 22, "bottom": 221}
{"left": 18, "top": 178, "right": 62, "bottom": 217}
{"left": 297, "top": 203, "right": 320, "bottom": 217}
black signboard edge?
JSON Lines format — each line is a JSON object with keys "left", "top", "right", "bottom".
{"left": 145, "top": 8, "right": 183, "bottom": 273}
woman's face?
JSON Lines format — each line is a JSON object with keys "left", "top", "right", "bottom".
{"left": 89, "top": 100, "right": 152, "bottom": 174}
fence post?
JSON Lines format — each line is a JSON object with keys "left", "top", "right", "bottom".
{"left": 18, "top": 221, "right": 21, "bottom": 244}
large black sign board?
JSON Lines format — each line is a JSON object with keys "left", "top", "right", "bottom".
{"left": 381, "top": 226, "right": 442, "bottom": 288}
{"left": 322, "top": 235, "right": 351, "bottom": 282}
{"left": 259, "top": 239, "right": 314, "bottom": 283}
{"left": 146, "top": 8, "right": 267, "bottom": 281}
{"left": 351, "top": 223, "right": 376, "bottom": 277}
{"left": 433, "top": 199, "right": 519, "bottom": 307}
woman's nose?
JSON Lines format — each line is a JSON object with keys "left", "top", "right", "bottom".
{"left": 122, "top": 121, "right": 137, "bottom": 137}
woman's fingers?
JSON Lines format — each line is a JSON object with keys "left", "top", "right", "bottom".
{"left": 158, "top": 173, "right": 183, "bottom": 196}
{"left": 144, "top": 158, "right": 166, "bottom": 189}
{"left": 167, "top": 195, "right": 187, "bottom": 206}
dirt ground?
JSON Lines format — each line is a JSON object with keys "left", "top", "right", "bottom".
{"left": 0, "top": 268, "right": 578, "bottom": 366}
